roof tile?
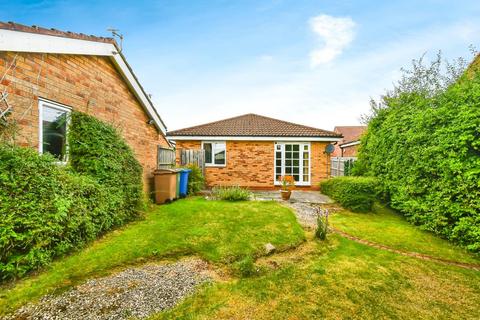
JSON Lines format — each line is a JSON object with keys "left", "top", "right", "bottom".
{"left": 167, "top": 114, "right": 342, "bottom": 138}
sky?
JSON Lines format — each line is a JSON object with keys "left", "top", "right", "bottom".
{"left": 2, "top": 0, "right": 480, "bottom": 131}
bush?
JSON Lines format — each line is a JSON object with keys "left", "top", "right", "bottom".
{"left": 232, "top": 256, "right": 256, "bottom": 277}
{"left": 211, "top": 186, "right": 252, "bottom": 201}
{"left": 69, "top": 112, "right": 144, "bottom": 218}
{"left": 320, "top": 177, "right": 378, "bottom": 212}
{"left": 357, "top": 53, "right": 480, "bottom": 252}
{"left": 185, "top": 164, "right": 205, "bottom": 195}
{"left": 0, "top": 112, "right": 144, "bottom": 280}
{"left": 315, "top": 207, "right": 329, "bottom": 240}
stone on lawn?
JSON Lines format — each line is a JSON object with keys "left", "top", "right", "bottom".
{"left": 264, "top": 243, "right": 276, "bottom": 255}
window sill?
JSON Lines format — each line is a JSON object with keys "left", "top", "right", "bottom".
{"left": 205, "top": 164, "right": 226, "bottom": 168}
{"left": 274, "top": 182, "right": 311, "bottom": 187}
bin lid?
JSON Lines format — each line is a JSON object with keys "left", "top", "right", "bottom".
{"left": 154, "top": 169, "right": 177, "bottom": 175}
{"left": 181, "top": 169, "right": 192, "bottom": 172}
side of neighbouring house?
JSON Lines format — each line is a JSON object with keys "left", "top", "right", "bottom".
{"left": 167, "top": 114, "right": 342, "bottom": 190}
{"left": 0, "top": 22, "right": 170, "bottom": 192}
{"left": 332, "top": 125, "right": 366, "bottom": 157}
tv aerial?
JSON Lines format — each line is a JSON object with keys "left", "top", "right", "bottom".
{"left": 107, "top": 28, "right": 124, "bottom": 52}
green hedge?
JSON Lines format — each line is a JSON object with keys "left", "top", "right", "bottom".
{"left": 320, "top": 177, "right": 378, "bottom": 212}
{"left": 356, "top": 57, "right": 480, "bottom": 252}
{"left": 0, "top": 112, "right": 143, "bottom": 280}
{"left": 69, "top": 112, "right": 144, "bottom": 221}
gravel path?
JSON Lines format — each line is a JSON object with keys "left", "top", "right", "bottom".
{"left": 3, "top": 259, "right": 211, "bottom": 320}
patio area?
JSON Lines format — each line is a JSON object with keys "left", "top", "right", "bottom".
{"left": 252, "top": 190, "right": 333, "bottom": 204}
{"left": 252, "top": 190, "right": 334, "bottom": 228}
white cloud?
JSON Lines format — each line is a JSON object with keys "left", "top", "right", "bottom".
{"left": 309, "top": 14, "right": 356, "bottom": 66}
{"left": 152, "top": 21, "right": 480, "bottom": 131}
{"left": 259, "top": 54, "right": 274, "bottom": 63}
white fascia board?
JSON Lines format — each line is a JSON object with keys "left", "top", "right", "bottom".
{"left": 340, "top": 140, "right": 361, "bottom": 148}
{"left": 0, "top": 29, "right": 167, "bottom": 135}
{"left": 0, "top": 29, "right": 113, "bottom": 55}
{"left": 167, "top": 136, "right": 342, "bottom": 142}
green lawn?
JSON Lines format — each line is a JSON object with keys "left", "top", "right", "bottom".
{"left": 2, "top": 197, "right": 479, "bottom": 319}
{"left": 330, "top": 203, "right": 479, "bottom": 264}
{"left": 154, "top": 233, "right": 480, "bottom": 320}
{"left": 0, "top": 198, "right": 305, "bottom": 315}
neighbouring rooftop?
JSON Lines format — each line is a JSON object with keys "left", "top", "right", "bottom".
{"left": 167, "top": 113, "right": 342, "bottom": 138}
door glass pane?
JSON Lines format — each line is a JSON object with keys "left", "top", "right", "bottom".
{"left": 42, "top": 106, "right": 68, "bottom": 161}
{"left": 286, "top": 145, "right": 292, "bottom": 151}
{"left": 303, "top": 175, "right": 309, "bottom": 182}
{"left": 293, "top": 175, "right": 300, "bottom": 181}
{"left": 293, "top": 145, "right": 299, "bottom": 151}
{"left": 203, "top": 143, "right": 212, "bottom": 164}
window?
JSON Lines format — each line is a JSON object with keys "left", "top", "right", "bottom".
{"left": 39, "top": 99, "right": 71, "bottom": 162}
{"left": 202, "top": 141, "right": 226, "bottom": 166}
{"left": 274, "top": 142, "right": 310, "bottom": 185}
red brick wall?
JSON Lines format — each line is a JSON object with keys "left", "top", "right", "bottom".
{"left": 175, "top": 140, "right": 331, "bottom": 190}
{"left": 0, "top": 52, "right": 169, "bottom": 193}
{"left": 341, "top": 144, "right": 359, "bottom": 157}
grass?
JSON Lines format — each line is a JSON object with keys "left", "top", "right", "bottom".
{"left": 329, "top": 203, "right": 479, "bottom": 264}
{"left": 153, "top": 233, "right": 480, "bottom": 320}
{"left": 3, "top": 197, "right": 480, "bottom": 319}
{"left": 0, "top": 198, "right": 305, "bottom": 315}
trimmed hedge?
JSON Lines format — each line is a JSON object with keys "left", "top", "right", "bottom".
{"left": 69, "top": 112, "right": 144, "bottom": 222}
{"left": 0, "top": 112, "right": 143, "bottom": 280}
{"left": 356, "top": 60, "right": 480, "bottom": 252}
{"left": 320, "top": 177, "right": 378, "bottom": 212}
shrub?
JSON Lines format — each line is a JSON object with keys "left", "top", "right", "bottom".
{"left": 185, "top": 164, "right": 205, "bottom": 195}
{"left": 232, "top": 256, "right": 256, "bottom": 277}
{"left": 357, "top": 53, "right": 480, "bottom": 251}
{"left": 320, "top": 177, "right": 378, "bottom": 212}
{"left": 69, "top": 112, "right": 144, "bottom": 218}
{"left": 211, "top": 186, "right": 252, "bottom": 201}
{"left": 0, "top": 112, "right": 144, "bottom": 280}
{"left": 315, "top": 207, "right": 329, "bottom": 240}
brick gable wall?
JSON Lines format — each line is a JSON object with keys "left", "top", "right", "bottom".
{"left": 175, "top": 140, "right": 331, "bottom": 189}
{"left": 0, "top": 52, "right": 169, "bottom": 193}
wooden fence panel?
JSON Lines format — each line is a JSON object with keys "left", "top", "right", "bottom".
{"left": 331, "top": 157, "right": 357, "bottom": 177}
{"left": 180, "top": 149, "right": 206, "bottom": 174}
{"left": 157, "top": 146, "right": 176, "bottom": 169}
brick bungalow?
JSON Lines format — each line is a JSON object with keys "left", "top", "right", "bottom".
{"left": 332, "top": 126, "right": 366, "bottom": 157}
{"left": 0, "top": 22, "right": 170, "bottom": 192}
{"left": 167, "top": 114, "right": 342, "bottom": 190}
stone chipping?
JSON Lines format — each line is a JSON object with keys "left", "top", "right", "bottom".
{"left": 3, "top": 259, "right": 211, "bottom": 320}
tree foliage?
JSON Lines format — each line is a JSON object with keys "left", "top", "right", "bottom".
{"left": 356, "top": 52, "right": 480, "bottom": 252}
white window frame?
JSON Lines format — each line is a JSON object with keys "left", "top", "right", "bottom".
{"left": 38, "top": 98, "right": 71, "bottom": 164}
{"left": 201, "top": 141, "right": 227, "bottom": 167}
{"left": 274, "top": 142, "right": 311, "bottom": 186}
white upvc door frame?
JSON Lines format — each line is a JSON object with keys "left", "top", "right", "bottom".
{"left": 273, "top": 142, "right": 311, "bottom": 186}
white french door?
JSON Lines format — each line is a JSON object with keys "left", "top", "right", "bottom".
{"left": 274, "top": 142, "right": 310, "bottom": 186}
